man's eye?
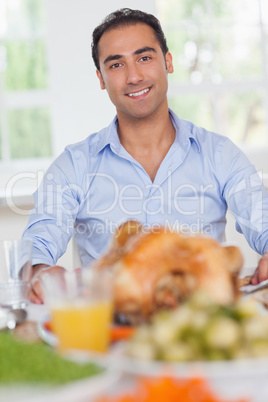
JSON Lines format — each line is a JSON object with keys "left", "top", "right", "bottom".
{"left": 140, "top": 56, "right": 151, "bottom": 62}
{"left": 111, "top": 63, "right": 122, "bottom": 69}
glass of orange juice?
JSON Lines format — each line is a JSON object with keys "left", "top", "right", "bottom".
{"left": 41, "top": 268, "right": 113, "bottom": 353}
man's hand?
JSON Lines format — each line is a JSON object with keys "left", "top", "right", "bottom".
{"left": 251, "top": 252, "right": 268, "bottom": 285}
{"left": 30, "top": 265, "right": 66, "bottom": 304}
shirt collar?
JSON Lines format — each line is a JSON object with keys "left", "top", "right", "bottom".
{"left": 93, "top": 116, "right": 120, "bottom": 155}
{"left": 169, "top": 109, "right": 201, "bottom": 153}
{"left": 93, "top": 109, "right": 201, "bottom": 155}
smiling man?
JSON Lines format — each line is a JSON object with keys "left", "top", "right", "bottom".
{"left": 95, "top": 21, "right": 175, "bottom": 182}
{"left": 22, "top": 8, "right": 268, "bottom": 303}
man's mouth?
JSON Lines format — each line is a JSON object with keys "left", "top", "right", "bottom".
{"left": 127, "top": 87, "right": 150, "bottom": 97}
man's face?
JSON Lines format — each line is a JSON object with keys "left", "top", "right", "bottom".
{"left": 96, "top": 23, "right": 173, "bottom": 120}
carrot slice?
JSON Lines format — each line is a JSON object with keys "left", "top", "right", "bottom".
{"left": 43, "top": 321, "right": 53, "bottom": 332}
{"left": 95, "top": 376, "right": 250, "bottom": 402}
{"left": 110, "top": 326, "right": 135, "bottom": 342}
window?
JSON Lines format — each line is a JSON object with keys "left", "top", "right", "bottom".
{"left": 0, "top": 0, "right": 52, "bottom": 163}
{"left": 156, "top": 0, "right": 268, "bottom": 148}
{"left": 1, "top": 1, "right": 267, "bottom": 171}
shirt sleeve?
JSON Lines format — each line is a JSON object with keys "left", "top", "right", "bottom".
{"left": 220, "top": 138, "right": 268, "bottom": 255}
{"left": 22, "top": 149, "right": 83, "bottom": 266}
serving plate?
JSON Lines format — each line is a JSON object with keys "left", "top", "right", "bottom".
{"left": 37, "top": 319, "right": 59, "bottom": 347}
{"left": 38, "top": 319, "right": 268, "bottom": 401}
{"left": 109, "top": 343, "right": 268, "bottom": 401}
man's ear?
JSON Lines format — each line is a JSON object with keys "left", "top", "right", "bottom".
{"left": 96, "top": 69, "right": 106, "bottom": 90}
{"left": 165, "top": 51, "right": 174, "bottom": 74}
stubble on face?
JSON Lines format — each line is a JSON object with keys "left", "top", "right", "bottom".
{"left": 96, "top": 24, "right": 173, "bottom": 122}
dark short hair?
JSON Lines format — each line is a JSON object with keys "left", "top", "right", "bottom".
{"left": 91, "top": 8, "right": 169, "bottom": 71}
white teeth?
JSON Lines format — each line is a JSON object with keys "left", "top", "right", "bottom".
{"left": 128, "top": 88, "right": 149, "bottom": 97}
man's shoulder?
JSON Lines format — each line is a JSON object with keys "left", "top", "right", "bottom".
{"left": 49, "top": 127, "right": 111, "bottom": 178}
{"left": 65, "top": 127, "right": 109, "bottom": 156}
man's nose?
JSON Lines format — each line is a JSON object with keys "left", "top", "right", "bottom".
{"left": 126, "top": 63, "right": 143, "bottom": 85}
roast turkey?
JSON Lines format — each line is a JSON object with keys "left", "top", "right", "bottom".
{"left": 93, "top": 220, "right": 243, "bottom": 324}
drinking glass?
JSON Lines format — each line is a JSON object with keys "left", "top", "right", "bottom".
{"left": 41, "top": 268, "right": 114, "bottom": 353}
{"left": 0, "top": 239, "right": 32, "bottom": 308}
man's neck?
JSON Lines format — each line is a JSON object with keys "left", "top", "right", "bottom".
{"left": 117, "top": 106, "right": 174, "bottom": 152}
{"left": 116, "top": 106, "right": 176, "bottom": 182}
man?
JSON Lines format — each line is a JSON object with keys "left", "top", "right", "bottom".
{"left": 22, "top": 8, "right": 268, "bottom": 303}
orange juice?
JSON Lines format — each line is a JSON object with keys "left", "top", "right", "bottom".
{"left": 51, "top": 300, "right": 113, "bottom": 352}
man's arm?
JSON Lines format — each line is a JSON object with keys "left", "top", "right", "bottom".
{"left": 251, "top": 252, "right": 268, "bottom": 285}
{"left": 23, "top": 148, "right": 82, "bottom": 275}
{"left": 219, "top": 139, "right": 268, "bottom": 269}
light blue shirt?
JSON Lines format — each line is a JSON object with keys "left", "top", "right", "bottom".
{"left": 23, "top": 110, "right": 268, "bottom": 268}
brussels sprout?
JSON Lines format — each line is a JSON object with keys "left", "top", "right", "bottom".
{"left": 161, "top": 342, "right": 195, "bottom": 361}
{"left": 126, "top": 292, "right": 268, "bottom": 362}
{"left": 201, "top": 316, "right": 241, "bottom": 350}
{"left": 234, "top": 298, "right": 259, "bottom": 319}
{"left": 170, "top": 305, "right": 195, "bottom": 330}
{"left": 151, "top": 319, "right": 177, "bottom": 346}
{"left": 131, "top": 325, "right": 153, "bottom": 343}
{"left": 187, "top": 290, "right": 214, "bottom": 309}
{"left": 243, "top": 316, "right": 268, "bottom": 341}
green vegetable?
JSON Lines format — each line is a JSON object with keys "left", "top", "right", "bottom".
{"left": 127, "top": 292, "right": 268, "bottom": 362}
{"left": 0, "top": 331, "right": 102, "bottom": 385}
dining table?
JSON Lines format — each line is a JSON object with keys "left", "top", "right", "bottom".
{"left": 2, "top": 266, "right": 268, "bottom": 402}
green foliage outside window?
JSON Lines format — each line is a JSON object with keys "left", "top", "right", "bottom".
{"left": 0, "top": 0, "right": 52, "bottom": 160}
{"left": 8, "top": 108, "right": 51, "bottom": 158}
{"left": 4, "top": 0, "right": 47, "bottom": 91}
{"left": 158, "top": 0, "right": 262, "bottom": 83}
{"left": 157, "top": 0, "right": 268, "bottom": 146}
{"left": 168, "top": 94, "right": 214, "bottom": 132}
{"left": 4, "top": 39, "right": 47, "bottom": 90}
{"left": 169, "top": 91, "right": 265, "bottom": 146}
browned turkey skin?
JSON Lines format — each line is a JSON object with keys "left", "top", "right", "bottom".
{"left": 93, "top": 220, "right": 244, "bottom": 325}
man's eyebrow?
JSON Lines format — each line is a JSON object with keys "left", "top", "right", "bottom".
{"left": 103, "top": 54, "right": 122, "bottom": 65}
{"left": 103, "top": 46, "right": 157, "bottom": 65}
{"left": 134, "top": 46, "right": 157, "bottom": 55}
